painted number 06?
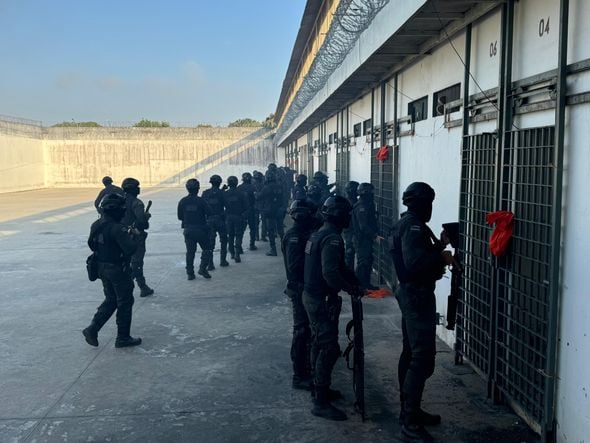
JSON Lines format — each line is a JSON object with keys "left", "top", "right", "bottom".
{"left": 539, "top": 17, "right": 550, "bottom": 37}
{"left": 489, "top": 41, "right": 497, "bottom": 57}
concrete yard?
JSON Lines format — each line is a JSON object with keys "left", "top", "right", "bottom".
{"left": 0, "top": 187, "right": 539, "bottom": 443}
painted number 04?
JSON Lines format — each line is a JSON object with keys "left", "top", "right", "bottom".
{"left": 539, "top": 17, "right": 550, "bottom": 37}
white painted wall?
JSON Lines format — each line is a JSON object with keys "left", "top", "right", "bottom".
{"left": 556, "top": 102, "right": 590, "bottom": 443}
{"left": 282, "top": 2, "right": 590, "bottom": 439}
{"left": 0, "top": 127, "right": 45, "bottom": 193}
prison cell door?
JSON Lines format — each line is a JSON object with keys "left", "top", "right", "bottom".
{"left": 370, "top": 145, "right": 395, "bottom": 287}
{"left": 457, "top": 127, "right": 556, "bottom": 432}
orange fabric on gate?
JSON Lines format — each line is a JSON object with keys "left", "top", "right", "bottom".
{"left": 375, "top": 145, "right": 390, "bottom": 162}
{"left": 486, "top": 210, "right": 514, "bottom": 257}
{"left": 365, "top": 287, "right": 392, "bottom": 298}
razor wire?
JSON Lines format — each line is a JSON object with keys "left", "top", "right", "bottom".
{"left": 276, "top": 0, "right": 390, "bottom": 142}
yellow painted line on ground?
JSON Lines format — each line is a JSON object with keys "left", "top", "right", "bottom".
{"left": 32, "top": 206, "right": 96, "bottom": 224}
{"left": 0, "top": 230, "right": 19, "bottom": 238}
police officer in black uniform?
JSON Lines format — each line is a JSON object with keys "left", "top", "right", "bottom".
{"left": 390, "top": 182, "right": 453, "bottom": 442}
{"left": 292, "top": 174, "right": 308, "bottom": 201}
{"left": 281, "top": 199, "right": 321, "bottom": 392}
{"left": 303, "top": 196, "right": 362, "bottom": 421}
{"left": 352, "top": 182, "right": 379, "bottom": 291}
{"left": 177, "top": 179, "right": 212, "bottom": 280}
{"left": 83, "top": 193, "right": 142, "bottom": 348}
{"left": 202, "top": 174, "right": 229, "bottom": 269}
{"left": 237, "top": 172, "right": 258, "bottom": 251}
{"left": 342, "top": 181, "right": 359, "bottom": 270}
{"left": 312, "top": 171, "right": 333, "bottom": 202}
{"left": 255, "top": 169, "right": 283, "bottom": 256}
{"left": 253, "top": 171, "right": 266, "bottom": 242}
{"left": 94, "top": 176, "right": 123, "bottom": 213}
{"left": 121, "top": 177, "right": 154, "bottom": 297}
{"left": 224, "top": 176, "right": 248, "bottom": 263}
{"left": 306, "top": 184, "right": 323, "bottom": 210}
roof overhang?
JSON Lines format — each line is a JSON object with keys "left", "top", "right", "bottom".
{"left": 277, "top": 0, "right": 502, "bottom": 147}
{"left": 274, "top": 0, "right": 326, "bottom": 123}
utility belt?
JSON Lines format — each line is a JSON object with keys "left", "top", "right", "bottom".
{"left": 98, "top": 260, "right": 131, "bottom": 273}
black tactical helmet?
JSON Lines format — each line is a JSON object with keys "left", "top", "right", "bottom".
{"left": 289, "top": 199, "right": 314, "bottom": 222}
{"left": 358, "top": 182, "right": 374, "bottom": 195}
{"left": 313, "top": 171, "right": 327, "bottom": 181}
{"left": 321, "top": 195, "right": 353, "bottom": 228}
{"left": 102, "top": 176, "right": 113, "bottom": 186}
{"left": 402, "top": 182, "right": 435, "bottom": 206}
{"left": 227, "top": 176, "right": 238, "bottom": 187}
{"left": 265, "top": 169, "right": 277, "bottom": 182}
{"left": 185, "top": 178, "right": 200, "bottom": 192}
{"left": 209, "top": 174, "right": 222, "bottom": 185}
{"left": 267, "top": 163, "right": 278, "bottom": 171}
{"left": 296, "top": 174, "right": 308, "bottom": 185}
{"left": 100, "top": 193, "right": 126, "bottom": 218}
{"left": 242, "top": 172, "right": 252, "bottom": 183}
{"left": 306, "top": 184, "right": 322, "bottom": 198}
{"left": 122, "top": 177, "right": 140, "bottom": 193}
{"left": 253, "top": 171, "right": 264, "bottom": 181}
{"left": 345, "top": 181, "right": 359, "bottom": 192}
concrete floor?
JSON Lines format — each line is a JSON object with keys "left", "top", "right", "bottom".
{"left": 0, "top": 187, "right": 539, "bottom": 443}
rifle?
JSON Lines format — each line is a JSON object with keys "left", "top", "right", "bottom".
{"left": 343, "top": 292, "right": 365, "bottom": 420}
{"left": 442, "top": 222, "right": 462, "bottom": 331}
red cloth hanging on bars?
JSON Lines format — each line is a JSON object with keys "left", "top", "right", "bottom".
{"left": 486, "top": 210, "right": 514, "bottom": 257}
{"left": 375, "top": 145, "right": 390, "bottom": 162}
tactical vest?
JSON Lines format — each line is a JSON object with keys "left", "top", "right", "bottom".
{"left": 304, "top": 227, "right": 338, "bottom": 296}
{"left": 181, "top": 196, "right": 207, "bottom": 229}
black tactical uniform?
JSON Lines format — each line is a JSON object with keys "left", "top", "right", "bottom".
{"left": 83, "top": 193, "right": 142, "bottom": 348}
{"left": 202, "top": 175, "right": 229, "bottom": 269}
{"left": 224, "top": 176, "right": 248, "bottom": 263}
{"left": 253, "top": 171, "right": 265, "bottom": 241}
{"left": 177, "top": 179, "right": 212, "bottom": 280}
{"left": 342, "top": 181, "right": 359, "bottom": 270}
{"left": 292, "top": 174, "right": 308, "bottom": 201}
{"left": 281, "top": 200, "right": 319, "bottom": 391}
{"left": 256, "top": 169, "right": 284, "bottom": 256}
{"left": 303, "top": 196, "right": 361, "bottom": 421}
{"left": 352, "top": 183, "right": 379, "bottom": 291}
{"left": 121, "top": 177, "right": 154, "bottom": 297}
{"left": 237, "top": 172, "right": 258, "bottom": 251}
{"left": 273, "top": 164, "right": 288, "bottom": 239}
{"left": 390, "top": 182, "right": 448, "bottom": 441}
{"left": 312, "top": 171, "right": 333, "bottom": 203}
{"left": 94, "top": 176, "right": 123, "bottom": 212}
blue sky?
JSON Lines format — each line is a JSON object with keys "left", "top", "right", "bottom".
{"left": 0, "top": 0, "right": 305, "bottom": 126}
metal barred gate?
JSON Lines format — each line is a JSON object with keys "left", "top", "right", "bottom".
{"left": 371, "top": 145, "right": 395, "bottom": 286}
{"left": 457, "top": 127, "right": 556, "bottom": 432}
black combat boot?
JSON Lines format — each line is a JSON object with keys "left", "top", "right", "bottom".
{"left": 236, "top": 245, "right": 244, "bottom": 255}
{"left": 198, "top": 267, "right": 212, "bottom": 279}
{"left": 187, "top": 271, "right": 196, "bottom": 280}
{"left": 139, "top": 285, "right": 154, "bottom": 297}
{"left": 234, "top": 253, "right": 241, "bottom": 263}
{"left": 82, "top": 325, "right": 99, "bottom": 347}
{"left": 220, "top": 259, "right": 230, "bottom": 267}
{"left": 311, "top": 384, "right": 343, "bottom": 401}
{"left": 249, "top": 243, "right": 257, "bottom": 251}
{"left": 292, "top": 374, "right": 313, "bottom": 391}
{"left": 207, "top": 263, "right": 215, "bottom": 271}
{"left": 311, "top": 386, "right": 347, "bottom": 421}
{"left": 115, "top": 336, "right": 142, "bottom": 348}
{"left": 266, "top": 248, "right": 277, "bottom": 256}
{"left": 399, "top": 395, "right": 441, "bottom": 426}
